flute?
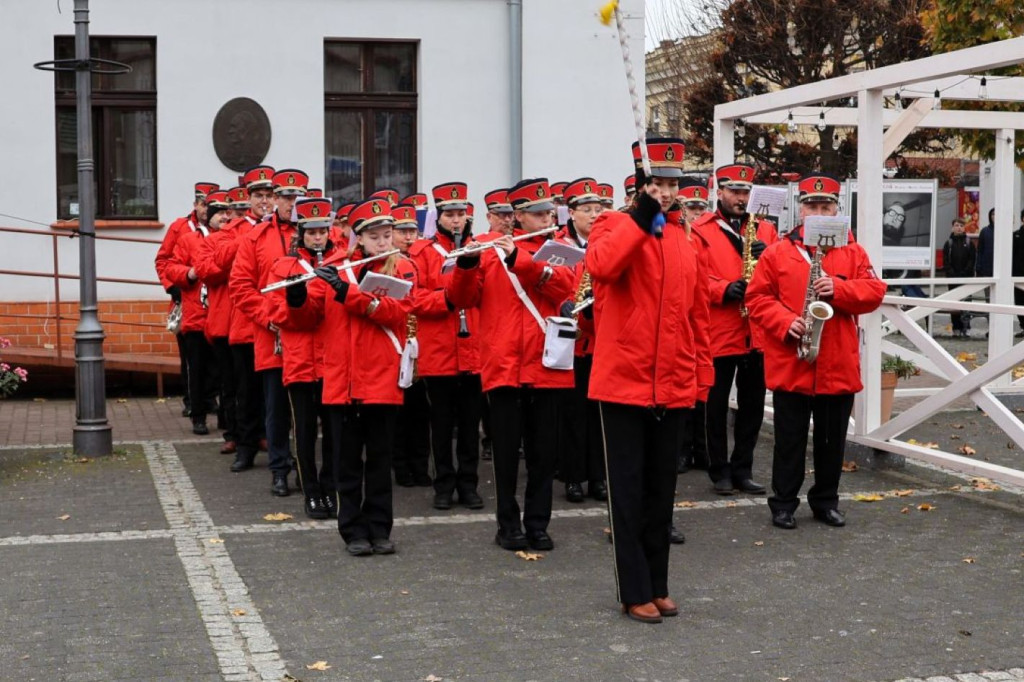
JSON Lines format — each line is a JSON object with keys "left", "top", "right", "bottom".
{"left": 446, "top": 226, "right": 558, "bottom": 259}
{"left": 260, "top": 249, "right": 399, "bottom": 293}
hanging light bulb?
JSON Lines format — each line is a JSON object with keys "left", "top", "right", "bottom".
{"left": 832, "top": 133, "right": 841, "bottom": 151}
{"left": 933, "top": 89, "right": 942, "bottom": 110}
{"left": 786, "top": 111, "right": 798, "bottom": 134}
{"left": 736, "top": 119, "right": 746, "bottom": 137}
{"left": 817, "top": 112, "right": 827, "bottom": 132}
{"left": 979, "top": 77, "right": 988, "bottom": 100}
{"left": 757, "top": 134, "right": 766, "bottom": 150}
{"left": 894, "top": 91, "right": 903, "bottom": 111}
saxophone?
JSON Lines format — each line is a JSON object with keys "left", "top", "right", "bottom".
{"left": 739, "top": 212, "right": 758, "bottom": 318}
{"left": 570, "top": 270, "right": 593, "bottom": 319}
{"left": 405, "top": 311, "right": 419, "bottom": 382}
{"left": 797, "top": 235, "right": 835, "bottom": 363}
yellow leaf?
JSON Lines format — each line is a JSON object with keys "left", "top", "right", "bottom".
{"left": 424, "top": 676, "right": 444, "bottom": 682}
{"left": 231, "top": 608, "right": 246, "bottom": 616}
{"left": 57, "top": 514, "right": 70, "bottom": 521}
{"left": 893, "top": 489, "right": 914, "bottom": 497}
{"left": 949, "top": 484, "right": 962, "bottom": 491}
{"left": 306, "top": 660, "right": 331, "bottom": 671}
{"left": 853, "top": 493, "right": 885, "bottom": 502}
{"left": 725, "top": 501, "right": 738, "bottom": 508}
{"left": 962, "top": 557, "right": 975, "bottom": 564}
{"left": 1013, "top": 366, "right": 1024, "bottom": 379}
{"left": 674, "top": 500, "right": 697, "bottom": 508}
{"left": 956, "top": 351, "right": 977, "bottom": 362}
{"left": 400, "top": 590, "right": 410, "bottom": 595}
{"left": 841, "top": 460, "right": 859, "bottom": 472}
{"left": 208, "top": 538, "right": 224, "bottom": 544}
{"left": 154, "top": 398, "right": 167, "bottom": 404}
{"left": 958, "top": 445, "right": 976, "bottom": 456}
{"left": 116, "top": 398, "right": 129, "bottom": 404}
{"left": 970, "top": 477, "right": 1001, "bottom": 491}
{"left": 952, "top": 423, "right": 964, "bottom": 429}
{"left": 73, "top": 457, "right": 91, "bottom": 464}
{"left": 900, "top": 506, "right": 910, "bottom": 514}
{"left": 924, "top": 442, "right": 939, "bottom": 449}
{"left": 753, "top": 541, "right": 764, "bottom": 546}
{"left": 515, "top": 551, "right": 543, "bottom": 561}
{"left": 917, "top": 503, "right": 935, "bottom": 511}
{"left": 263, "top": 512, "right": 294, "bottom": 522}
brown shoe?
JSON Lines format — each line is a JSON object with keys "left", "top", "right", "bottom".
{"left": 220, "top": 441, "right": 237, "bottom": 455}
{"left": 652, "top": 596, "right": 679, "bottom": 617}
{"left": 621, "top": 602, "right": 662, "bottom": 624}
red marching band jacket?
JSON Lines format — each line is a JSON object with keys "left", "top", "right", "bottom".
{"left": 409, "top": 232, "right": 481, "bottom": 376}
{"left": 229, "top": 213, "right": 296, "bottom": 372}
{"left": 218, "top": 213, "right": 262, "bottom": 345}
{"left": 154, "top": 211, "right": 199, "bottom": 290}
{"left": 745, "top": 227, "right": 886, "bottom": 395}
{"left": 193, "top": 224, "right": 236, "bottom": 342}
{"left": 690, "top": 209, "right": 779, "bottom": 357}
{"left": 284, "top": 251, "right": 416, "bottom": 405}
{"left": 446, "top": 229, "right": 576, "bottom": 392}
{"left": 164, "top": 228, "right": 209, "bottom": 334}
{"left": 585, "top": 210, "right": 714, "bottom": 409}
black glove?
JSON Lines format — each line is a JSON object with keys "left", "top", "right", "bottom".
{"left": 456, "top": 251, "right": 481, "bottom": 269}
{"left": 167, "top": 285, "right": 182, "bottom": 305}
{"left": 503, "top": 247, "right": 519, "bottom": 268}
{"left": 629, "top": 191, "right": 662, "bottom": 235}
{"left": 723, "top": 279, "right": 748, "bottom": 303}
{"left": 285, "top": 280, "right": 307, "bottom": 308}
{"left": 559, "top": 301, "right": 575, "bottom": 318}
{"left": 750, "top": 240, "right": 767, "bottom": 259}
{"left": 314, "top": 265, "right": 350, "bottom": 302}
{"left": 634, "top": 165, "right": 651, "bottom": 192}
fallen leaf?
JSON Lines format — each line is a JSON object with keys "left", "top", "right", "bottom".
{"left": 57, "top": 514, "right": 70, "bottom": 521}
{"left": 958, "top": 629, "right": 972, "bottom": 637}
{"left": 900, "top": 506, "right": 910, "bottom": 514}
{"left": 949, "top": 484, "right": 962, "bottom": 491}
{"left": 424, "top": 676, "right": 444, "bottom": 682}
{"left": 956, "top": 351, "right": 977, "bottom": 362}
{"left": 970, "top": 477, "right": 1001, "bottom": 491}
{"left": 753, "top": 541, "right": 765, "bottom": 547}
{"left": 208, "top": 538, "right": 224, "bottom": 544}
{"left": 231, "top": 608, "right": 246, "bottom": 616}
{"left": 33, "top": 398, "right": 47, "bottom": 402}
{"left": 1014, "top": 365, "right": 1024, "bottom": 379}
{"left": 853, "top": 493, "right": 885, "bottom": 502}
{"left": 602, "top": 527, "right": 611, "bottom": 535}
{"left": 674, "top": 500, "right": 697, "bottom": 508}
{"left": 893, "top": 489, "right": 915, "bottom": 497}
{"left": 950, "top": 434, "right": 961, "bottom": 440}
{"left": 515, "top": 551, "right": 543, "bottom": 561}
{"left": 1007, "top": 442, "right": 1016, "bottom": 450}
{"left": 73, "top": 457, "right": 91, "bottom": 463}
{"left": 400, "top": 590, "right": 410, "bottom": 595}
{"left": 306, "top": 660, "right": 331, "bottom": 671}
{"left": 917, "top": 503, "right": 935, "bottom": 511}
{"left": 154, "top": 398, "right": 167, "bottom": 404}
{"left": 905, "top": 438, "right": 938, "bottom": 448}
{"left": 962, "top": 557, "right": 975, "bottom": 564}
{"left": 841, "top": 460, "right": 859, "bottom": 472}
{"left": 951, "top": 423, "right": 965, "bottom": 429}
{"left": 725, "top": 501, "right": 738, "bottom": 508}
{"left": 958, "top": 445, "right": 976, "bottom": 456}
{"left": 263, "top": 512, "right": 294, "bottom": 522}
{"left": 116, "top": 398, "right": 128, "bottom": 404}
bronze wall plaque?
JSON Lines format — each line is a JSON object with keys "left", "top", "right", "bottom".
{"left": 212, "top": 98, "right": 271, "bottom": 172}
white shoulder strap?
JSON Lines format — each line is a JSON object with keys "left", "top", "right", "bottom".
{"left": 344, "top": 259, "right": 403, "bottom": 355}
{"left": 497, "top": 248, "right": 546, "bottom": 333}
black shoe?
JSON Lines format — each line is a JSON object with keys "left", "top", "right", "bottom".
{"left": 271, "top": 474, "right": 290, "bottom": 497}
{"left": 192, "top": 421, "right": 209, "bottom": 436}
{"left": 346, "top": 538, "right": 373, "bottom": 556}
{"left": 458, "top": 490, "right": 484, "bottom": 510}
{"left": 230, "top": 453, "right": 254, "bottom": 473}
{"left": 734, "top": 478, "right": 766, "bottom": 495}
{"left": 713, "top": 479, "right": 735, "bottom": 495}
{"left": 304, "top": 496, "right": 328, "bottom": 520}
{"left": 526, "top": 530, "right": 554, "bottom": 551}
{"left": 371, "top": 538, "right": 396, "bottom": 555}
{"left": 1016, "top": 330, "right": 1024, "bottom": 339}
{"left": 772, "top": 510, "right": 797, "bottom": 530}
{"left": 812, "top": 508, "right": 846, "bottom": 527}
{"left": 181, "top": 406, "right": 191, "bottom": 418}
{"left": 589, "top": 480, "right": 608, "bottom": 502}
{"left": 495, "top": 529, "right": 528, "bottom": 551}
{"left": 413, "top": 473, "right": 433, "bottom": 487}
{"left": 395, "top": 471, "right": 415, "bottom": 487}
{"left": 669, "top": 525, "right": 686, "bottom": 544}
{"left": 481, "top": 439, "right": 493, "bottom": 461}
{"left": 565, "top": 482, "right": 585, "bottom": 503}
{"left": 322, "top": 494, "right": 337, "bottom": 518}
{"left": 691, "top": 458, "right": 709, "bottom": 471}
{"left": 677, "top": 456, "right": 691, "bottom": 474}
{"left": 433, "top": 492, "right": 453, "bottom": 510}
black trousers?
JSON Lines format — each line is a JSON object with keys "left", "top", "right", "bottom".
{"left": 287, "top": 380, "right": 333, "bottom": 498}
{"left": 486, "top": 386, "right": 564, "bottom": 534}
{"left": 768, "top": 391, "right": 855, "bottom": 514}
{"left": 706, "top": 352, "right": 766, "bottom": 483}
{"left": 393, "top": 380, "right": 431, "bottom": 479}
{"left": 559, "top": 355, "right": 604, "bottom": 485}
{"left": 230, "top": 343, "right": 263, "bottom": 457}
{"left": 176, "top": 332, "right": 189, "bottom": 410}
{"left": 212, "top": 338, "right": 237, "bottom": 442}
{"left": 260, "top": 368, "right": 292, "bottom": 475}
{"left": 1015, "top": 286, "right": 1024, "bottom": 330}
{"left": 424, "top": 373, "right": 482, "bottom": 496}
{"left": 682, "top": 401, "right": 709, "bottom": 468}
{"left": 183, "top": 331, "right": 213, "bottom": 423}
{"left": 333, "top": 403, "right": 398, "bottom": 543}
{"left": 600, "top": 401, "right": 682, "bottom": 605}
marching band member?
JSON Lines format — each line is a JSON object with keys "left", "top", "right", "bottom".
{"left": 690, "top": 164, "right": 777, "bottom": 496}
{"left": 483, "top": 189, "right": 515, "bottom": 238}
{"left": 333, "top": 202, "right": 356, "bottom": 245}
{"left": 745, "top": 176, "right": 885, "bottom": 530}
{"left": 597, "top": 183, "right": 616, "bottom": 212}
{"left": 270, "top": 197, "right": 338, "bottom": 520}
{"left": 409, "top": 183, "right": 485, "bottom": 511}
{"left": 230, "top": 168, "right": 308, "bottom": 496}
{"left": 619, "top": 174, "right": 636, "bottom": 211}
{"left": 677, "top": 179, "right": 710, "bottom": 232}
{"left": 588, "top": 137, "right": 712, "bottom": 623}
{"left": 447, "top": 178, "right": 575, "bottom": 551}
{"left": 556, "top": 178, "right": 606, "bottom": 504}
{"left": 391, "top": 203, "right": 432, "bottom": 488}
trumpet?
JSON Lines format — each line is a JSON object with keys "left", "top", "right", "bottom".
{"left": 444, "top": 226, "right": 558, "bottom": 259}
{"left": 260, "top": 249, "right": 399, "bottom": 293}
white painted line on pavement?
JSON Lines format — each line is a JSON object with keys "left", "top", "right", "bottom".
{"left": 0, "top": 529, "right": 174, "bottom": 546}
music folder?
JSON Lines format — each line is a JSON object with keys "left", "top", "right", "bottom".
{"left": 532, "top": 241, "right": 585, "bottom": 268}
{"left": 358, "top": 272, "right": 413, "bottom": 300}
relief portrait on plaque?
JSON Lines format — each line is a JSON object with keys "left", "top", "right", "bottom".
{"left": 212, "top": 97, "right": 272, "bottom": 172}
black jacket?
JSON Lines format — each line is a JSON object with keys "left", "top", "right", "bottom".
{"left": 943, "top": 233, "right": 975, "bottom": 277}
{"left": 1012, "top": 228, "right": 1024, "bottom": 277}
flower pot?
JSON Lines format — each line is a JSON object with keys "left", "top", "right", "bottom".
{"left": 880, "top": 371, "right": 898, "bottom": 422}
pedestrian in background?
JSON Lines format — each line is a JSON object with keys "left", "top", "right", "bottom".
{"left": 942, "top": 217, "right": 975, "bottom": 338}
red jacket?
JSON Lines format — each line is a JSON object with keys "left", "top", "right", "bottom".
{"left": 566, "top": 261, "right": 595, "bottom": 358}
{"left": 164, "top": 228, "right": 209, "bottom": 334}
{"left": 229, "top": 213, "right": 296, "bottom": 371}
{"left": 446, "top": 229, "right": 576, "bottom": 391}
{"left": 586, "top": 210, "right": 714, "bottom": 409}
{"left": 691, "top": 210, "right": 778, "bottom": 357}
{"left": 155, "top": 212, "right": 198, "bottom": 290}
{"left": 745, "top": 228, "right": 886, "bottom": 395}
{"left": 409, "top": 233, "right": 481, "bottom": 376}
{"left": 219, "top": 213, "right": 261, "bottom": 345}
{"left": 193, "top": 225, "right": 235, "bottom": 341}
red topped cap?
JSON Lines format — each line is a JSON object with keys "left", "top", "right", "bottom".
{"left": 484, "top": 188, "right": 513, "bottom": 214}
{"left": 295, "top": 197, "right": 333, "bottom": 229}
{"left": 242, "top": 166, "right": 275, "bottom": 191}
{"left": 678, "top": 185, "right": 709, "bottom": 205}
{"left": 392, "top": 204, "right": 418, "bottom": 227}
{"left": 597, "top": 183, "right": 615, "bottom": 204}
{"left": 798, "top": 175, "right": 841, "bottom": 203}
{"left": 401, "top": 193, "right": 428, "bottom": 209}
{"left": 370, "top": 188, "right": 400, "bottom": 207}
{"left": 335, "top": 202, "right": 356, "bottom": 221}
{"left": 272, "top": 169, "right": 308, "bottom": 196}
{"left": 349, "top": 198, "right": 393, "bottom": 233}
{"left": 633, "top": 137, "right": 685, "bottom": 178}
{"left": 306, "top": 188, "right": 324, "bottom": 199}
{"left": 715, "top": 164, "right": 756, "bottom": 189}
{"left": 195, "top": 182, "right": 220, "bottom": 199}
{"left": 226, "top": 186, "right": 249, "bottom": 208}
{"left": 205, "top": 190, "right": 230, "bottom": 207}
{"left": 624, "top": 174, "right": 636, "bottom": 195}
{"left": 563, "top": 178, "right": 601, "bottom": 207}
{"left": 550, "top": 182, "right": 568, "bottom": 199}
{"left": 508, "top": 178, "right": 555, "bottom": 213}
{"left": 432, "top": 182, "right": 469, "bottom": 211}
{"left": 467, "top": 202, "right": 475, "bottom": 218}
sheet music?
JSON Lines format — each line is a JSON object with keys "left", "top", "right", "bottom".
{"left": 803, "top": 215, "right": 850, "bottom": 248}
{"left": 747, "top": 185, "right": 788, "bottom": 218}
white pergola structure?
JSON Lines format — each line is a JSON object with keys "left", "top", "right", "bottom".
{"left": 713, "top": 37, "right": 1024, "bottom": 487}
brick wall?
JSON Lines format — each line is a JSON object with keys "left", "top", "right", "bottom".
{"left": 0, "top": 300, "right": 177, "bottom": 356}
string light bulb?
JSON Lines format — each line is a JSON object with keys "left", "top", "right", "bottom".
{"left": 736, "top": 119, "right": 746, "bottom": 137}
{"left": 894, "top": 91, "right": 903, "bottom": 111}
{"left": 933, "top": 89, "right": 942, "bottom": 110}
{"left": 817, "top": 112, "right": 827, "bottom": 132}
{"left": 757, "top": 134, "right": 766, "bottom": 150}
{"left": 979, "top": 77, "right": 988, "bottom": 100}
{"left": 832, "top": 133, "right": 840, "bottom": 151}
{"left": 786, "top": 111, "right": 798, "bottom": 134}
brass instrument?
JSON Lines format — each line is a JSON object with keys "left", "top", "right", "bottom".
{"left": 570, "top": 270, "right": 593, "bottom": 318}
{"left": 739, "top": 212, "right": 759, "bottom": 318}
{"left": 406, "top": 312, "right": 419, "bottom": 381}
{"left": 797, "top": 235, "right": 835, "bottom": 363}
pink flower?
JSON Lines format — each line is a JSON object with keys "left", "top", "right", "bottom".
{"left": 0, "top": 337, "right": 11, "bottom": 348}
{"left": 14, "top": 367, "right": 28, "bottom": 380}
{"left": 0, "top": 363, "right": 9, "bottom": 372}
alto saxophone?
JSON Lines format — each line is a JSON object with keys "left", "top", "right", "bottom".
{"left": 739, "top": 212, "right": 759, "bottom": 318}
{"left": 406, "top": 311, "right": 419, "bottom": 381}
{"left": 570, "top": 270, "right": 593, "bottom": 319}
{"left": 797, "top": 235, "right": 835, "bottom": 363}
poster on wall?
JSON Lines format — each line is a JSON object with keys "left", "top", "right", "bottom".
{"left": 846, "top": 179, "right": 938, "bottom": 271}
{"left": 959, "top": 186, "right": 981, "bottom": 238}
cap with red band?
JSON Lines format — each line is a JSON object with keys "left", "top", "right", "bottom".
{"left": 194, "top": 182, "right": 220, "bottom": 200}
{"left": 484, "top": 188, "right": 513, "bottom": 214}
{"left": 306, "top": 188, "right": 324, "bottom": 199}
{"left": 563, "top": 178, "right": 602, "bottom": 208}
{"left": 295, "top": 197, "right": 333, "bottom": 229}
{"left": 335, "top": 202, "right": 356, "bottom": 222}
{"left": 349, "top": 198, "right": 393, "bottom": 233}
{"left": 370, "top": 188, "right": 400, "bottom": 207}
{"left": 715, "top": 164, "right": 756, "bottom": 190}
{"left": 205, "top": 190, "right": 230, "bottom": 208}
{"left": 797, "top": 175, "right": 841, "bottom": 203}
{"left": 508, "top": 178, "right": 555, "bottom": 213}
{"left": 226, "top": 186, "right": 249, "bottom": 208}
{"left": 272, "top": 169, "right": 309, "bottom": 196}
{"left": 401, "top": 193, "right": 428, "bottom": 209}
{"left": 392, "top": 204, "right": 418, "bottom": 228}
{"left": 432, "top": 182, "right": 469, "bottom": 212}
{"left": 624, "top": 174, "right": 636, "bottom": 196}
{"left": 242, "top": 166, "right": 275, "bottom": 191}
{"left": 597, "top": 183, "right": 615, "bottom": 205}
{"left": 632, "top": 137, "right": 685, "bottom": 178}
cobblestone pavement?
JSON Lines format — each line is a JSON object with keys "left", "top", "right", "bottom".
{"left": 1, "top": 395, "right": 1023, "bottom": 681}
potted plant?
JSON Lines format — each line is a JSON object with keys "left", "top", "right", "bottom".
{"left": 0, "top": 337, "right": 29, "bottom": 399}
{"left": 880, "top": 354, "right": 917, "bottom": 422}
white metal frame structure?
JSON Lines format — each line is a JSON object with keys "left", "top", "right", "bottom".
{"left": 713, "top": 37, "right": 1024, "bottom": 487}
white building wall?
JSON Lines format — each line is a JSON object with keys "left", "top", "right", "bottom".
{"left": 0, "top": 0, "right": 643, "bottom": 303}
